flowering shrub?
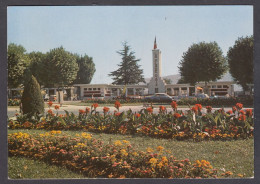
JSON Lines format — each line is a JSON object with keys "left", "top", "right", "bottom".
{"left": 8, "top": 99, "right": 21, "bottom": 106}
{"left": 8, "top": 102, "right": 254, "bottom": 141}
{"left": 8, "top": 131, "right": 232, "bottom": 178}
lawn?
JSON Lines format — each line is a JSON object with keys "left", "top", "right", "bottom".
{"left": 8, "top": 129, "right": 254, "bottom": 179}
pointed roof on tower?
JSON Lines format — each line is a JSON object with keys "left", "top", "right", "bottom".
{"left": 154, "top": 37, "right": 157, "bottom": 49}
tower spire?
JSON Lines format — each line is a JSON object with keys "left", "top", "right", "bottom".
{"left": 154, "top": 37, "right": 157, "bottom": 49}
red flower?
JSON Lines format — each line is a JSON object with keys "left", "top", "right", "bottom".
{"left": 103, "top": 107, "right": 110, "bottom": 113}
{"left": 115, "top": 112, "right": 121, "bottom": 116}
{"left": 47, "top": 109, "right": 53, "bottom": 114}
{"left": 174, "top": 113, "right": 181, "bottom": 118}
{"left": 170, "top": 101, "right": 177, "bottom": 110}
{"left": 159, "top": 106, "right": 166, "bottom": 112}
{"left": 79, "top": 109, "right": 85, "bottom": 114}
{"left": 227, "top": 110, "right": 233, "bottom": 115}
{"left": 206, "top": 106, "right": 212, "bottom": 113}
{"left": 246, "top": 109, "right": 253, "bottom": 117}
{"left": 191, "top": 106, "right": 198, "bottom": 113}
{"left": 195, "top": 104, "right": 202, "bottom": 111}
{"left": 92, "top": 103, "right": 99, "bottom": 109}
{"left": 232, "top": 106, "right": 237, "bottom": 113}
{"left": 54, "top": 105, "right": 60, "bottom": 110}
{"left": 47, "top": 101, "right": 53, "bottom": 107}
{"left": 147, "top": 107, "right": 153, "bottom": 113}
{"left": 236, "top": 103, "right": 243, "bottom": 110}
{"left": 239, "top": 110, "right": 245, "bottom": 115}
{"left": 114, "top": 100, "right": 121, "bottom": 110}
{"left": 239, "top": 115, "right": 246, "bottom": 121}
{"left": 85, "top": 107, "right": 90, "bottom": 113}
{"left": 135, "top": 113, "right": 141, "bottom": 118}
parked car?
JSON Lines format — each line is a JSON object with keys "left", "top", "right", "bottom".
{"left": 144, "top": 93, "right": 173, "bottom": 102}
{"left": 195, "top": 94, "right": 209, "bottom": 99}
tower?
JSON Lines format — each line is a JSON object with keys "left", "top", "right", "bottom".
{"left": 148, "top": 37, "right": 166, "bottom": 94}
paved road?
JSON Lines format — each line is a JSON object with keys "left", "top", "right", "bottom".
{"left": 7, "top": 104, "right": 240, "bottom": 118}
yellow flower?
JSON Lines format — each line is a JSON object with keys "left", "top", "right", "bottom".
{"left": 157, "top": 146, "right": 164, "bottom": 152}
{"left": 81, "top": 132, "right": 92, "bottom": 139}
{"left": 146, "top": 147, "right": 154, "bottom": 153}
{"left": 114, "top": 140, "right": 122, "bottom": 146}
{"left": 120, "top": 149, "right": 128, "bottom": 156}
{"left": 122, "top": 140, "right": 130, "bottom": 144}
{"left": 161, "top": 156, "right": 168, "bottom": 163}
{"left": 157, "top": 161, "right": 164, "bottom": 168}
{"left": 149, "top": 158, "right": 158, "bottom": 167}
{"left": 132, "top": 152, "right": 138, "bottom": 156}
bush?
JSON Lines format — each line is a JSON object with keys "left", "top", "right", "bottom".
{"left": 21, "top": 75, "right": 44, "bottom": 116}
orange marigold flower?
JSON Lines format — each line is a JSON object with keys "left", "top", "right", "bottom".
{"left": 47, "top": 101, "right": 53, "bottom": 107}
{"left": 174, "top": 113, "right": 181, "bottom": 118}
{"left": 170, "top": 101, "right": 177, "bottom": 110}
{"left": 147, "top": 107, "right": 153, "bottom": 113}
{"left": 232, "top": 106, "right": 237, "bottom": 112}
{"left": 103, "top": 107, "right": 110, "bottom": 113}
{"left": 79, "top": 109, "right": 85, "bottom": 114}
{"left": 114, "top": 100, "right": 121, "bottom": 109}
{"left": 92, "top": 103, "right": 99, "bottom": 109}
{"left": 246, "top": 109, "right": 253, "bottom": 117}
{"left": 236, "top": 103, "right": 243, "bottom": 110}
{"left": 54, "top": 105, "right": 60, "bottom": 110}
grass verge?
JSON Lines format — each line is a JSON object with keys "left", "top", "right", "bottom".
{"left": 8, "top": 129, "right": 254, "bottom": 178}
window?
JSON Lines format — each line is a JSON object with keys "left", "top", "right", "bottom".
{"left": 155, "top": 88, "right": 158, "bottom": 93}
{"left": 223, "top": 85, "right": 228, "bottom": 88}
{"left": 217, "top": 85, "right": 222, "bottom": 88}
{"left": 211, "top": 85, "right": 216, "bottom": 89}
{"left": 88, "top": 88, "right": 92, "bottom": 91}
{"left": 98, "top": 88, "right": 100, "bottom": 90}
{"left": 93, "top": 88, "right": 96, "bottom": 91}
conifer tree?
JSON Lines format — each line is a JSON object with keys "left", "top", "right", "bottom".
{"left": 109, "top": 42, "right": 145, "bottom": 85}
{"left": 21, "top": 75, "right": 44, "bottom": 116}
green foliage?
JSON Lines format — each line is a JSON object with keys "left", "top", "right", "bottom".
{"left": 227, "top": 36, "right": 253, "bottom": 91}
{"left": 21, "top": 75, "right": 44, "bottom": 116}
{"left": 109, "top": 42, "right": 145, "bottom": 85}
{"left": 8, "top": 43, "right": 30, "bottom": 88}
{"left": 27, "top": 51, "right": 46, "bottom": 86}
{"left": 163, "top": 78, "right": 172, "bottom": 84}
{"left": 41, "top": 47, "right": 79, "bottom": 87}
{"left": 178, "top": 42, "right": 227, "bottom": 85}
{"left": 74, "top": 55, "right": 96, "bottom": 84}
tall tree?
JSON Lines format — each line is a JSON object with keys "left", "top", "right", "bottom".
{"left": 109, "top": 42, "right": 145, "bottom": 85}
{"left": 26, "top": 51, "right": 46, "bottom": 86}
{"left": 178, "top": 42, "right": 227, "bottom": 91}
{"left": 41, "top": 47, "right": 79, "bottom": 88}
{"left": 8, "top": 43, "right": 30, "bottom": 88}
{"left": 74, "top": 54, "right": 96, "bottom": 84}
{"left": 21, "top": 75, "right": 44, "bottom": 116}
{"left": 227, "top": 36, "right": 253, "bottom": 91}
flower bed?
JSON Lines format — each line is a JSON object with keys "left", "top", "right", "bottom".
{"left": 8, "top": 98, "right": 21, "bottom": 106}
{"left": 8, "top": 131, "right": 233, "bottom": 178}
{"left": 8, "top": 101, "right": 254, "bottom": 141}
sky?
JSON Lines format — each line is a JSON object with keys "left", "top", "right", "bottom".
{"left": 7, "top": 6, "right": 253, "bottom": 84}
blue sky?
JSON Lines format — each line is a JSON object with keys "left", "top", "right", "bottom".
{"left": 8, "top": 6, "right": 253, "bottom": 84}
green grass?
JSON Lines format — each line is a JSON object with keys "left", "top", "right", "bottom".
{"left": 8, "top": 156, "right": 85, "bottom": 179}
{"left": 8, "top": 129, "right": 254, "bottom": 178}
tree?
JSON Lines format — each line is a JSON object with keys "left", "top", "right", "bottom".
{"left": 41, "top": 47, "right": 79, "bottom": 88}
{"left": 74, "top": 54, "right": 96, "bottom": 84}
{"left": 109, "top": 42, "right": 145, "bottom": 85}
{"left": 178, "top": 42, "right": 227, "bottom": 92}
{"left": 227, "top": 36, "right": 253, "bottom": 91}
{"left": 163, "top": 78, "right": 172, "bottom": 84}
{"left": 8, "top": 43, "right": 30, "bottom": 88}
{"left": 21, "top": 75, "right": 44, "bottom": 116}
{"left": 27, "top": 51, "right": 46, "bottom": 86}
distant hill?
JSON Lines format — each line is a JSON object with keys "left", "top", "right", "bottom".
{"left": 142, "top": 72, "right": 242, "bottom": 91}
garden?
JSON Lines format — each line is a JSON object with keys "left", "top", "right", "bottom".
{"left": 8, "top": 100, "right": 254, "bottom": 178}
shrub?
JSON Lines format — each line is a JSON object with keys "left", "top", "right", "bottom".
{"left": 21, "top": 75, "right": 44, "bottom": 116}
